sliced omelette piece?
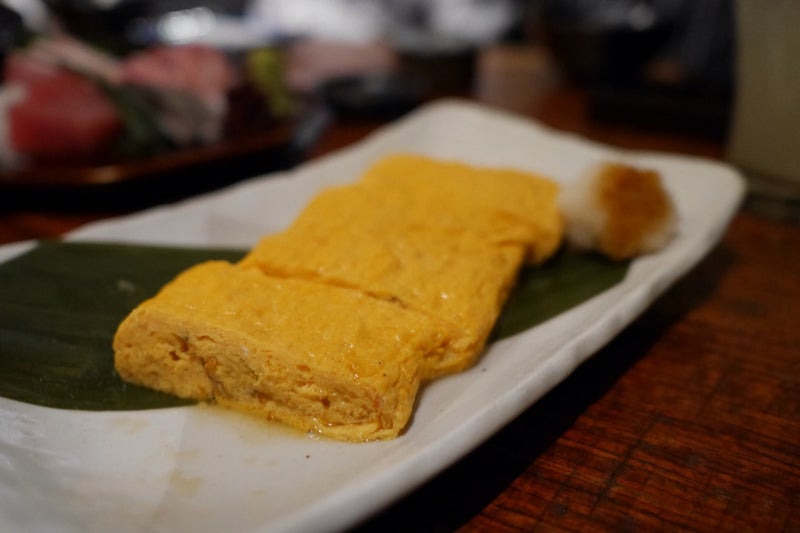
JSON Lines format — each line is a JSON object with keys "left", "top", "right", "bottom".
{"left": 243, "top": 214, "right": 526, "bottom": 378}
{"left": 113, "top": 261, "right": 447, "bottom": 441}
{"left": 242, "top": 154, "right": 563, "bottom": 377}
{"left": 114, "top": 154, "right": 566, "bottom": 440}
{"left": 358, "top": 154, "right": 564, "bottom": 265}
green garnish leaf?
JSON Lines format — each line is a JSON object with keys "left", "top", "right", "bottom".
{"left": 0, "top": 241, "right": 244, "bottom": 410}
{"left": 0, "top": 241, "right": 627, "bottom": 411}
{"left": 492, "top": 248, "right": 629, "bottom": 340}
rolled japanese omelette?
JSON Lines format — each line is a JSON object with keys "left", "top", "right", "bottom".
{"left": 113, "top": 154, "right": 564, "bottom": 441}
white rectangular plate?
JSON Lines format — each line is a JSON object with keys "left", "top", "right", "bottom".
{"left": 0, "top": 99, "right": 744, "bottom": 533}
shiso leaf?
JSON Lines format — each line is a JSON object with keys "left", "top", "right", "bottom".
{"left": 0, "top": 241, "right": 244, "bottom": 410}
{"left": 491, "top": 247, "right": 629, "bottom": 340}
{"left": 0, "top": 241, "right": 627, "bottom": 411}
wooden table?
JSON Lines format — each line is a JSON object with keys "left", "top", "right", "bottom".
{"left": 1, "top": 80, "right": 798, "bottom": 532}
{"left": 357, "top": 88, "right": 800, "bottom": 532}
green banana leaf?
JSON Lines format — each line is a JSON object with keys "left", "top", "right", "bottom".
{"left": 0, "top": 241, "right": 627, "bottom": 411}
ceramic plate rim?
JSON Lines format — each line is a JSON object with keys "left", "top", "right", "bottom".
{"left": 0, "top": 99, "right": 745, "bottom": 533}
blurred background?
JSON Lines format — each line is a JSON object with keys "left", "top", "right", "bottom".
{"left": 1, "top": 0, "right": 735, "bottom": 135}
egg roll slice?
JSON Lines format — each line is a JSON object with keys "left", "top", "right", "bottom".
{"left": 114, "top": 261, "right": 446, "bottom": 441}
{"left": 358, "top": 154, "right": 564, "bottom": 265}
{"left": 243, "top": 221, "right": 525, "bottom": 378}
{"left": 243, "top": 196, "right": 530, "bottom": 378}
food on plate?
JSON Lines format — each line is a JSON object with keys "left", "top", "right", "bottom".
{"left": 113, "top": 154, "right": 678, "bottom": 441}
{"left": 121, "top": 45, "right": 235, "bottom": 110}
{"left": 357, "top": 155, "right": 563, "bottom": 265}
{"left": 119, "top": 44, "right": 236, "bottom": 145}
{"left": 242, "top": 154, "right": 562, "bottom": 377}
{"left": 0, "top": 33, "right": 289, "bottom": 166}
{"left": 113, "top": 154, "right": 563, "bottom": 440}
{"left": 245, "top": 219, "right": 523, "bottom": 379}
{"left": 1, "top": 54, "right": 123, "bottom": 161}
{"left": 559, "top": 161, "right": 677, "bottom": 260}
{"left": 0, "top": 35, "right": 233, "bottom": 164}
{"left": 114, "top": 261, "right": 446, "bottom": 442}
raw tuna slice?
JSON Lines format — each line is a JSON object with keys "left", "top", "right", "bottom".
{"left": 3, "top": 54, "right": 122, "bottom": 161}
{"left": 120, "top": 45, "right": 236, "bottom": 144}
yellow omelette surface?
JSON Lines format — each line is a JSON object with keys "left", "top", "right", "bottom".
{"left": 114, "top": 154, "right": 564, "bottom": 441}
{"left": 358, "top": 155, "right": 563, "bottom": 264}
{"left": 243, "top": 154, "right": 562, "bottom": 376}
{"left": 114, "top": 261, "right": 446, "bottom": 441}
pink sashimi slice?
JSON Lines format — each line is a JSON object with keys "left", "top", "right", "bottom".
{"left": 4, "top": 55, "right": 122, "bottom": 159}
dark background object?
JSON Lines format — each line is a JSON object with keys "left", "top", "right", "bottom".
{"left": 531, "top": 0, "right": 735, "bottom": 139}
{"left": 319, "top": 72, "right": 425, "bottom": 119}
{"left": 0, "top": 4, "right": 26, "bottom": 77}
{"left": 534, "top": 0, "right": 674, "bottom": 84}
{"left": 0, "top": 103, "right": 328, "bottom": 211}
{"left": 42, "top": 0, "right": 249, "bottom": 52}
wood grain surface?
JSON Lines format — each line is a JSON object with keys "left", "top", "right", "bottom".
{"left": 355, "top": 212, "right": 800, "bottom": 532}
{"left": 1, "top": 47, "right": 798, "bottom": 532}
